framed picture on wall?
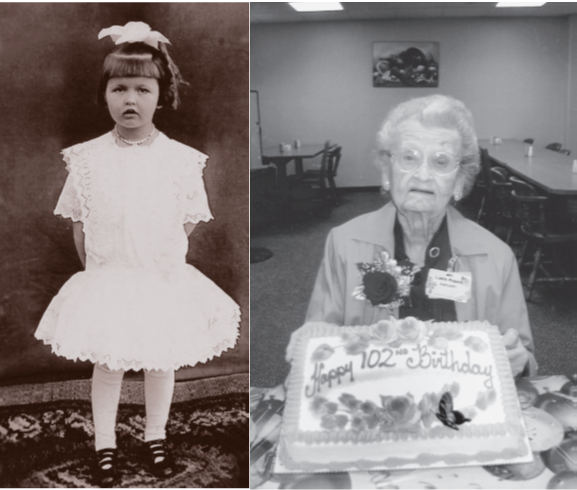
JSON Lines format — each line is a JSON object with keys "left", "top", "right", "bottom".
{"left": 373, "top": 41, "right": 439, "bottom": 88}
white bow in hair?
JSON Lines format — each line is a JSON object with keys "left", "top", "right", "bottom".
{"left": 98, "top": 21, "right": 170, "bottom": 50}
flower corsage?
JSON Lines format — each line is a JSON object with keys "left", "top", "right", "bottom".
{"left": 353, "top": 250, "right": 420, "bottom": 309}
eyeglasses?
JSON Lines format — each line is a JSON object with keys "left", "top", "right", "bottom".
{"left": 389, "top": 148, "right": 461, "bottom": 176}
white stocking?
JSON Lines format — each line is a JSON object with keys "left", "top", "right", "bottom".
{"left": 92, "top": 363, "right": 125, "bottom": 451}
{"left": 144, "top": 369, "right": 175, "bottom": 446}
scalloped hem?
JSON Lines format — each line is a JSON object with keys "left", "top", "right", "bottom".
{"left": 183, "top": 214, "right": 214, "bottom": 225}
{"left": 35, "top": 330, "right": 240, "bottom": 372}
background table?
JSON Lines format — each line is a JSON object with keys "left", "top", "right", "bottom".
{"left": 479, "top": 139, "right": 577, "bottom": 195}
{"left": 262, "top": 144, "right": 326, "bottom": 189}
{"left": 250, "top": 375, "right": 577, "bottom": 489}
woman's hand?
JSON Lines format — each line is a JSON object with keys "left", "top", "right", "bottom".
{"left": 502, "top": 328, "right": 530, "bottom": 377}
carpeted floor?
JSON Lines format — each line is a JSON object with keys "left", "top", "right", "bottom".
{"left": 250, "top": 191, "right": 577, "bottom": 388}
{"left": 0, "top": 373, "right": 248, "bottom": 488}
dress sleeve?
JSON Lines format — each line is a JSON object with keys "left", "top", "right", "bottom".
{"left": 287, "top": 229, "right": 347, "bottom": 362}
{"left": 305, "top": 228, "right": 347, "bottom": 325}
{"left": 54, "top": 149, "right": 83, "bottom": 222}
{"left": 497, "top": 250, "right": 538, "bottom": 376}
{"left": 181, "top": 149, "right": 214, "bottom": 225}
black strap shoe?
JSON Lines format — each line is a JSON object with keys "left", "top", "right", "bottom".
{"left": 95, "top": 448, "right": 117, "bottom": 488}
{"left": 147, "top": 439, "right": 174, "bottom": 478}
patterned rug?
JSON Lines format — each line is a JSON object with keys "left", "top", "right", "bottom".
{"left": 0, "top": 374, "right": 249, "bottom": 488}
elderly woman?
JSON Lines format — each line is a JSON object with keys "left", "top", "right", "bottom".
{"left": 305, "top": 95, "right": 537, "bottom": 377}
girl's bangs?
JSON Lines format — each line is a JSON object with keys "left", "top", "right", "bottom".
{"left": 103, "top": 53, "right": 162, "bottom": 79}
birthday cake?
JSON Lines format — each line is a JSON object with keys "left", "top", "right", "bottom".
{"left": 278, "top": 318, "right": 531, "bottom": 472}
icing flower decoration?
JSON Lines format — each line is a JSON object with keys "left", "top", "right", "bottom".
{"left": 341, "top": 331, "right": 372, "bottom": 355}
{"left": 350, "top": 413, "right": 368, "bottom": 431}
{"left": 310, "top": 396, "right": 338, "bottom": 415}
{"left": 311, "top": 343, "right": 335, "bottom": 362}
{"left": 475, "top": 388, "right": 497, "bottom": 410}
{"left": 428, "top": 325, "right": 462, "bottom": 349}
{"left": 320, "top": 413, "right": 348, "bottom": 430}
{"left": 310, "top": 396, "right": 329, "bottom": 414}
{"left": 380, "top": 394, "right": 421, "bottom": 432}
{"left": 397, "top": 317, "right": 428, "bottom": 344}
{"left": 359, "top": 400, "right": 379, "bottom": 415}
{"left": 370, "top": 319, "right": 398, "bottom": 345}
{"left": 464, "top": 335, "right": 489, "bottom": 353}
{"left": 428, "top": 336, "right": 449, "bottom": 350}
{"left": 353, "top": 250, "right": 420, "bottom": 309}
{"left": 418, "top": 392, "right": 441, "bottom": 428}
{"left": 338, "top": 393, "right": 362, "bottom": 413}
{"left": 98, "top": 21, "right": 170, "bottom": 50}
{"left": 359, "top": 401, "right": 381, "bottom": 429}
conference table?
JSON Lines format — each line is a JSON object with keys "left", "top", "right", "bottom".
{"left": 250, "top": 375, "right": 577, "bottom": 489}
{"left": 479, "top": 139, "right": 577, "bottom": 195}
{"left": 262, "top": 144, "right": 326, "bottom": 189}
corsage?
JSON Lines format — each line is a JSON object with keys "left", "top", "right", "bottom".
{"left": 352, "top": 250, "right": 420, "bottom": 309}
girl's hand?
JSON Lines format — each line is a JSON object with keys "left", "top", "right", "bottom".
{"left": 184, "top": 222, "right": 196, "bottom": 237}
{"left": 72, "top": 221, "right": 86, "bottom": 268}
{"left": 502, "top": 328, "right": 530, "bottom": 378}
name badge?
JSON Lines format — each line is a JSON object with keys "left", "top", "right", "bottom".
{"left": 425, "top": 269, "right": 472, "bottom": 303}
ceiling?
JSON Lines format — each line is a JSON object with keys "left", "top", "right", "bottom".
{"left": 250, "top": 2, "right": 577, "bottom": 24}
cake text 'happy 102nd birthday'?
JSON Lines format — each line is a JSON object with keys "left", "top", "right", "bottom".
{"left": 305, "top": 343, "right": 494, "bottom": 398}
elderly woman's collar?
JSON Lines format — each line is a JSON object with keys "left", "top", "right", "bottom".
{"left": 351, "top": 202, "right": 491, "bottom": 257}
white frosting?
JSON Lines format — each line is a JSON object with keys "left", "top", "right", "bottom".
{"left": 299, "top": 331, "right": 504, "bottom": 430}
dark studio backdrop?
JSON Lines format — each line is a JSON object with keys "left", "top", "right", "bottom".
{"left": 0, "top": 3, "right": 249, "bottom": 385}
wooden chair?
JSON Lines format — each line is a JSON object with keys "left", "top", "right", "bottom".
{"left": 296, "top": 142, "right": 342, "bottom": 206}
{"left": 316, "top": 145, "right": 342, "bottom": 206}
{"left": 546, "top": 142, "right": 563, "bottom": 152}
{"left": 510, "top": 176, "right": 577, "bottom": 300}
{"left": 474, "top": 147, "right": 492, "bottom": 224}
{"left": 287, "top": 141, "right": 333, "bottom": 218}
{"left": 491, "top": 167, "right": 515, "bottom": 243}
{"left": 476, "top": 149, "right": 513, "bottom": 241}
{"left": 325, "top": 146, "right": 342, "bottom": 205}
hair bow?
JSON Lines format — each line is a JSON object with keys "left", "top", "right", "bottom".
{"left": 98, "top": 21, "right": 170, "bottom": 50}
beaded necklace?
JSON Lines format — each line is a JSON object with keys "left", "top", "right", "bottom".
{"left": 115, "top": 126, "right": 156, "bottom": 146}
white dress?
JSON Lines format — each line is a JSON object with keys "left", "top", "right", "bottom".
{"left": 35, "top": 131, "right": 241, "bottom": 371}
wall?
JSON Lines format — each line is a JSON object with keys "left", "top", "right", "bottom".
{"left": 568, "top": 15, "right": 577, "bottom": 153}
{"left": 0, "top": 3, "right": 249, "bottom": 384}
{"left": 251, "top": 17, "right": 570, "bottom": 187}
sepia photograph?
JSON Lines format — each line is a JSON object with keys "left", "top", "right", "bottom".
{"left": 250, "top": 2, "right": 577, "bottom": 489}
{"left": 0, "top": 3, "right": 249, "bottom": 487}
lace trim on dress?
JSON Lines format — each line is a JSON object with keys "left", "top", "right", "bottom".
{"left": 178, "top": 147, "right": 214, "bottom": 225}
{"left": 55, "top": 133, "right": 215, "bottom": 227}
{"left": 37, "top": 307, "right": 241, "bottom": 371}
{"left": 56, "top": 139, "right": 104, "bottom": 221}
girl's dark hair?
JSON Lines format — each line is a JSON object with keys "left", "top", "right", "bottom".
{"left": 97, "top": 42, "right": 187, "bottom": 109}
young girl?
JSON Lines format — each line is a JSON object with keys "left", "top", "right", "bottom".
{"left": 34, "top": 21, "right": 241, "bottom": 487}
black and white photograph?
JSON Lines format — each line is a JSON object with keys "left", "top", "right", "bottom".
{"left": 372, "top": 41, "right": 440, "bottom": 88}
{"left": 250, "top": 2, "right": 577, "bottom": 489}
{"left": 0, "top": 3, "right": 248, "bottom": 487}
